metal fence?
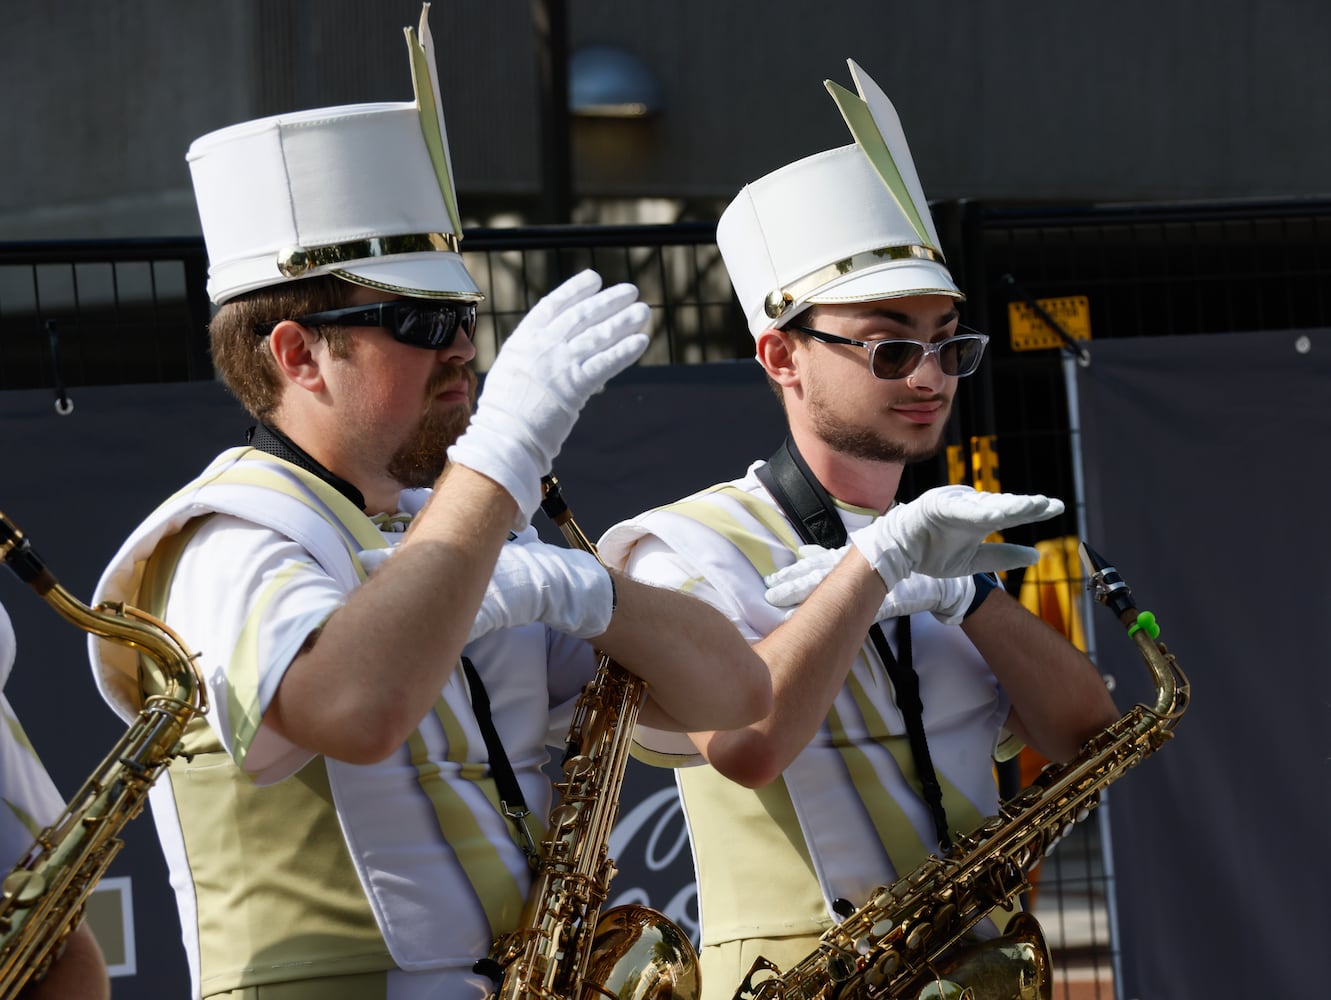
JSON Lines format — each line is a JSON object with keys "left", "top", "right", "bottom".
{"left": 4, "top": 199, "right": 1329, "bottom": 1000}
{"left": 5, "top": 198, "right": 1330, "bottom": 386}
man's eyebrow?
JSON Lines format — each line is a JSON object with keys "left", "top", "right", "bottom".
{"left": 861, "top": 306, "right": 960, "bottom": 329}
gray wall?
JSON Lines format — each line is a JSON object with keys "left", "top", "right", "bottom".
{"left": 4, "top": 0, "right": 1331, "bottom": 239}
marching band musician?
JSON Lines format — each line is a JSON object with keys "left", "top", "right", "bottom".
{"left": 0, "top": 601, "right": 110, "bottom": 999}
{"left": 83, "top": 8, "right": 770, "bottom": 999}
{"left": 600, "top": 60, "right": 1120, "bottom": 997}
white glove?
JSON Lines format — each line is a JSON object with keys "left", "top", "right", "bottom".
{"left": 357, "top": 538, "right": 614, "bottom": 642}
{"left": 466, "top": 540, "right": 615, "bottom": 642}
{"left": 849, "top": 485, "right": 1062, "bottom": 592}
{"left": 447, "top": 270, "right": 650, "bottom": 529}
{"left": 764, "top": 545, "right": 975, "bottom": 625}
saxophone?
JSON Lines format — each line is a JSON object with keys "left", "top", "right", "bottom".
{"left": 480, "top": 476, "right": 701, "bottom": 1000}
{"left": 0, "top": 512, "right": 207, "bottom": 998}
{"left": 731, "top": 543, "right": 1189, "bottom": 1000}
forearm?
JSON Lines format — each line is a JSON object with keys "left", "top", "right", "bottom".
{"left": 24, "top": 922, "right": 109, "bottom": 1000}
{"left": 962, "top": 589, "right": 1119, "bottom": 761}
{"left": 698, "top": 550, "right": 886, "bottom": 787}
{"left": 597, "top": 574, "right": 772, "bottom": 733}
{"left": 269, "top": 464, "right": 516, "bottom": 761}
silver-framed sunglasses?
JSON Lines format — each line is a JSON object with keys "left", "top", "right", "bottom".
{"left": 792, "top": 324, "right": 990, "bottom": 380}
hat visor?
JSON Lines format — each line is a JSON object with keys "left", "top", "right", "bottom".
{"left": 336, "top": 251, "right": 484, "bottom": 302}
{"left": 800, "top": 258, "right": 963, "bottom": 313}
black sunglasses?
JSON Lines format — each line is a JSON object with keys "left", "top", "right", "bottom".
{"left": 255, "top": 299, "right": 478, "bottom": 350}
{"left": 792, "top": 324, "right": 990, "bottom": 380}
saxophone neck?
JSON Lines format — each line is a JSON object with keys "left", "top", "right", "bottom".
{"left": 540, "top": 475, "right": 600, "bottom": 558}
{"left": 1, "top": 511, "right": 207, "bottom": 715}
{"left": 1080, "top": 541, "right": 1186, "bottom": 724}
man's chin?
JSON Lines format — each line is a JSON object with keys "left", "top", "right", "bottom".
{"left": 388, "top": 414, "right": 471, "bottom": 488}
{"left": 821, "top": 426, "right": 945, "bottom": 466}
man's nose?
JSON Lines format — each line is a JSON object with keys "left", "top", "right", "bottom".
{"left": 905, "top": 347, "right": 946, "bottom": 388}
{"left": 440, "top": 327, "right": 477, "bottom": 364}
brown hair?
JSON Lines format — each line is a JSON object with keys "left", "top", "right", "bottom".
{"left": 208, "top": 276, "right": 357, "bottom": 421}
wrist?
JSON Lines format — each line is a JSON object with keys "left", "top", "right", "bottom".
{"left": 446, "top": 421, "right": 542, "bottom": 530}
{"left": 849, "top": 527, "right": 908, "bottom": 593}
{"left": 963, "top": 572, "right": 1000, "bottom": 618}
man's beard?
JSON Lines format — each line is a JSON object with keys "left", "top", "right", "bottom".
{"left": 809, "top": 395, "right": 949, "bottom": 465}
{"left": 387, "top": 365, "right": 477, "bottom": 488}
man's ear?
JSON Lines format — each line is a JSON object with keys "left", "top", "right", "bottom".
{"left": 755, "top": 327, "right": 800, "bottom": 389}
{"left": 267, "top": 320, "right": 325, "bottom": 391}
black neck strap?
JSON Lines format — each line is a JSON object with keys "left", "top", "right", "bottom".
{"left": 247, "top": 423, "right": 366, "bottom": 511}
{"left": 461, "top": 657, "right": 540, "bottom": 868}
{"left": 756, "top": 437, "right": 951, "bottom": 850}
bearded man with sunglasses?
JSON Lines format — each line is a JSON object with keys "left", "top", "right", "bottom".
{"left": 600, "top": 61, "right": 1119, "bottom": 997}
{"left": 83, "top": 10, "right": 770, "bottom": 1000}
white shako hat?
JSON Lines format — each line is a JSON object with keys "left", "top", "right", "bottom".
{"left": 718, "top": 58, "right": 963, "bottom": 338}
{"left": 186, "top": 3, "right": 481, "bottom": 306}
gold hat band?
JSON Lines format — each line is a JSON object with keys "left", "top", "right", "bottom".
{"left": 764, "top": 243, "right": 947, "bottom": 319}
{"left": 276, "top": 232, "right": 462, "bottom": 279}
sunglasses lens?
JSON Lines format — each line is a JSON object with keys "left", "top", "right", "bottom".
{"left": 870, "top": 341, "right": 925, "bottom": 379}
{"left": 393, "top": 302, "right": 477, "bottom": 348}
{"left": 868, "top": 335, "right": 986, "bottom": 378}
{"left": 940, "top": 336, "right": 985, "bottom": 376}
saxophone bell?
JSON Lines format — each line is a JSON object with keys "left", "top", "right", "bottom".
{"left": 584, "top": 904, "right": 702, "bottom": 1000}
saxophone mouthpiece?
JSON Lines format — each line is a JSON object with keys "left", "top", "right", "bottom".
{"left": 0, "top": 513, "right": 55, "bottom": 593}
{"left": 539, "top": 475, "right": 570, "bottom": 523}
{"left": 1079, "top": 542, "right": 1137, "bottom": 620}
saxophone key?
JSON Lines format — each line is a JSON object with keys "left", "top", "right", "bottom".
{"left": 865, "top": 947, "right": 900, "bottom": 988}
{"left": 904, "top": 921, "right": 931, "bottom": 952}
{"left": 826, "top": 948, "right": 857, "bottom": 982}
{"left": 1, "top": 871, "right": 46, "bottom": 907}
{"left": 931, "top": 901, "right": 957, "bottom": 935}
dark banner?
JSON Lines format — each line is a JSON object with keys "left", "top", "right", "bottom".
{"left": 7, "top": 335, "right": 1321, "bottom": 999}
{"left": 0, "top": 363, "right": 786, "bottom": 996}
{"left": 1075, "top": 330, "right": 1331, "bottom": 999}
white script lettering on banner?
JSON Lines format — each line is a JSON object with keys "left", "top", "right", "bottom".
{"left": 607, "top": 786, "right": 699, "bottom": 942}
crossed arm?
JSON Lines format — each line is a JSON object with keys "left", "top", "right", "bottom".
{"left": 268, "top": 465, "right": 770, "bottom": 763}
{"left": 685, "top": 549, "right": 1115, "bottom": 788}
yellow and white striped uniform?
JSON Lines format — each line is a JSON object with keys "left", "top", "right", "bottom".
{"left": 0, "top": 602, "right": 67, "bottom": 872}
{"left": 88, "top": 448, "right": 594, "bottom": 999}
{"left": 600, "top": 462, "right": 1012, "bottom": 991}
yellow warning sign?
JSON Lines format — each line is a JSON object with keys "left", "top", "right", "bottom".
{"left": 1008, "top": 295, "right": 1091, "bottom": 351}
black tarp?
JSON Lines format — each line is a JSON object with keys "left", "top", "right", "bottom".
{"left": 3, "top": 335, "right": 1322, "bottom": 998}
{"left": 1076, "top": 330, "right": 1331, "bottom": 999}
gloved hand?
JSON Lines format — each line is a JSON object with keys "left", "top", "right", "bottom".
{"left": 849, "top": 485, "right": 1062, "bottom": 592}
{"left": 466, "top": 539, "right": 615, "bottom": 642}
{"left": 447, "top": 270, "right": 650, "bottom": 529}
{"left": 357, "top": 537, "right": 614, "bottom": 642}
{"left": 764, "top": 545, "right": 976, "bottom": 625}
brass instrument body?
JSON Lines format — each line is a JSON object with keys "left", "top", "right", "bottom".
{"left": 733, "top": 547, "right": 1188, "bottom": 1000}
{"left": 485, "top": 478, "right": 700, "bottom": 1000}
{"left": 0, "top": 512, "right": 207, "bottom": 998}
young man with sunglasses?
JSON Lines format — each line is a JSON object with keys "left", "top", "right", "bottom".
{"left": 600, "top": 61, "right": 1119, "bottom": 997}
{"left": 84, "top": 10, "right": 769, "bottom": 999}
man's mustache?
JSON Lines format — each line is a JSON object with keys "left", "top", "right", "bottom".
{"left": 426, "top": 363, "right": 478, "bottom": 400}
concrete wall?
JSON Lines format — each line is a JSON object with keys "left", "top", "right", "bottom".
{"left": 4, "top": 0, "right": 1330, "bottom": 239}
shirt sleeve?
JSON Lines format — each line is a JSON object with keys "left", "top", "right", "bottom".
{"left": 618, "top": 535, "right": 759, "bottom": 767}
{"left": 0, "top": 692, "right": 66, "bottom": 864}
{"left": 165, "top": 515, "right": 351, "bottom": 783}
